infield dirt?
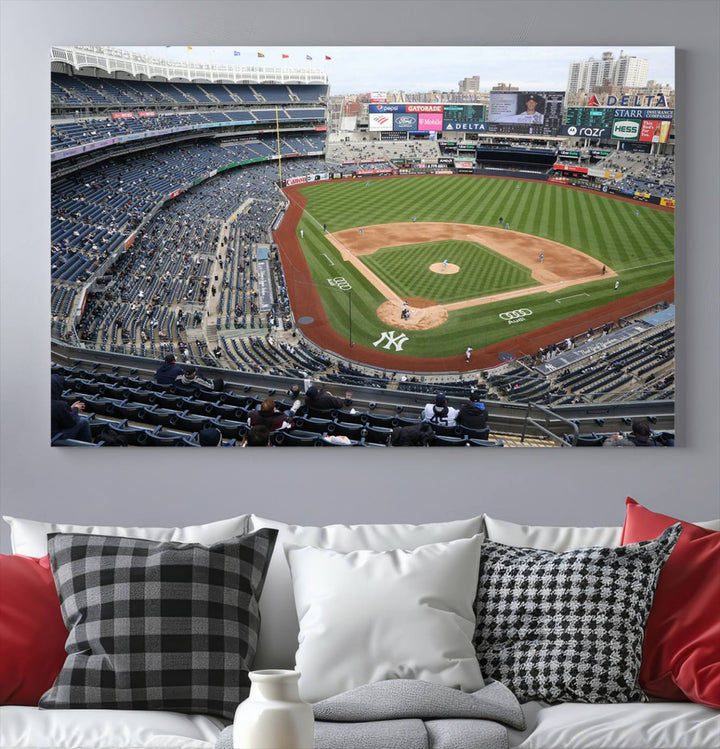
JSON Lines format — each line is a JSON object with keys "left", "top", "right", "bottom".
{"left": 326, "top": 222, "right": 616, "bottom": 331}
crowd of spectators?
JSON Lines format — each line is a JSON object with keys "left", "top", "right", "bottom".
{"left": 64, "top": 154, "right": 322, "bottom": 369}
{"left": 596, "top": 151, "right": 675, "bottom": 199}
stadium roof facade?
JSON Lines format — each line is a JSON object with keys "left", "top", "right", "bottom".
{"left": 51, "top": 46, "right": 329, "bottom": 86}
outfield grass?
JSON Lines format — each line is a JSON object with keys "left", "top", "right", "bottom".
{"left": 292, "top": 176, "right": 674, "bottom": 360}
{"left": 361, "top": 239, "right": 539, "bottom": 304}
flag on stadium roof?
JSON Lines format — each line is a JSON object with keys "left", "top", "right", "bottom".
{"left": 282, "top": 54, "right": 289, "bottom": 59}
{"left": 233, "top": 50, "right": 241, "bottom": 56}
{"left": 306, "top": 54, "right": 312, "bottom": 60}
{"left": 325, "top": 55, "right": 332, "bottom": 60}
{"left": 257, "top": 52, "right": 265, "bottom": 58}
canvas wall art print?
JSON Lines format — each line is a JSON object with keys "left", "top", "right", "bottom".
{"left": 50, "top": 45, "right": 675, "bottom": 448}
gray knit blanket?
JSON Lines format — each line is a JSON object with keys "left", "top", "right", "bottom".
{"left": 216, "top": 679, "right": 525, "bottom": 749}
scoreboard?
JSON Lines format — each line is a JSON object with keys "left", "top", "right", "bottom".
{"left": 442, "top": 104, "right": 486, "bottom": 124}
{"left": 565, "top": 107, "right": 616, "bottom": 129}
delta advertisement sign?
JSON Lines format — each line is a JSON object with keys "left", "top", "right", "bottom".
{"left": 586, "top": 93, "right": 670, "bottom": 108}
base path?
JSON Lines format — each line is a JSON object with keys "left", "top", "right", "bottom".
{"left": 274, "top": 184, "right": 673, "bottom": 373}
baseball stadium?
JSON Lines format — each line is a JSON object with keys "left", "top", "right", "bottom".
{"left": 50, "top": 46, "right": 676, "bottom": 447}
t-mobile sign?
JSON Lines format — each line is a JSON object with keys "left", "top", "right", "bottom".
{"left": 418, "top": 112, "right": 443, "bottom": 131}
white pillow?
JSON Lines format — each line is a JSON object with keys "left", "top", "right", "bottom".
{"left": 482, "top": 514, "right": 720, "bottom": 552}
{"left": 2, "top": 514, "right": 251, "bottom": 557}
{"left": 249, "top": 514, "right": 484, "bottom": 670}
{"left": 286, "top": 535, "right": 485, "bottom": 703}
{"left": 482, "top": 515, "right": 622, "bottom": 551}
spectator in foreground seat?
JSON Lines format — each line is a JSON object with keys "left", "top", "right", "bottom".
{"left": 304, "top": 384, "right": 352, "bottom": 412}
{"left": 455, "top": 392, "right": 488, "bottom": 431}
{"left": 627, "top": 420, "right": 660, "bottom": 446}
{"left": 176, "top": 365, "right": 214, "bottom": 390}
{"left": 248, "top": 399, "right": 292, "bottom": 431}
{"left": 243, "top": 424, "right": 271, "bottom": 446}
{"left": 422, "top": 392, "right": 458, "bottom": 427}
{"left": 198, "top": 427, "right": 223, "bottom": 447}
{"left": 155, "top": 353, "right": 184, "bottom": 385}
{"left": 51, "top": 374, "right": 92, "bottom": 443}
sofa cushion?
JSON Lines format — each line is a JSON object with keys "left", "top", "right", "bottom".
{"left": 474, "top": 524, "right": 681, "bottom": 704}
{"left": 482, "top": 513, "right": 720, "bottom": 552}
{"left": 508, "top": 700, "right": 720, "bottom": 749}
{"left": 2, "top": 514, "right": 251, "bottom": 557}
{"left": 249, "top": 514, "right": 484, "bottom": 669}
{"left": 0, "top": 705, "right": 226, "bottom": 749}
{"left": 39, "top": 529, "right": 277, "bottom": 720}
{"left": 286, "top": 535, "right": 485, "bottom": 703}
{"left": 621, "top": 497, "right": 720, "bottom": 708}
{"left": 0, "top": 555, "right": 67, "bottom": 705}
{"left": 482, "top": 515, "right": 622, "bottom": 551}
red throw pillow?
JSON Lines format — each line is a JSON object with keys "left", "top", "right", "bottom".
{"left": 0, "top": 554, "right": 68, "bottom": 704}
{"left": 621, "top": 497, "right": 720, "bottom": 707}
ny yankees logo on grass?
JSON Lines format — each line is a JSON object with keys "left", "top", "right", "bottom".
{"left": 373, "top": 331, "right": 410, "bottom": 351}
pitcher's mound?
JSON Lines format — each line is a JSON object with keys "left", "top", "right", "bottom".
{"left": 377, "top": 300, "right": 448, "bottom": 331}
{"left": 429, "top": 262, "right": 460, "bottom": 274}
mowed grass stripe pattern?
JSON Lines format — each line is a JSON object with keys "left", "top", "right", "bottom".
{"left": 293, "top": 177, "right": 674, "bottom": 359}
{"left": 361, "top": 240, "right": 539, "bottom": 304}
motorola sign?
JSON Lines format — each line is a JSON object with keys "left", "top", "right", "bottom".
{"left": 561, "top": 125, "right": 609, "bottom": 138}
{"left": 611, "top": 119, "right": 641, "bottom": 140}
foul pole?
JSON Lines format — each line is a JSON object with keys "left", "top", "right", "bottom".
{"left": 275, "top": 106, "right": 283, "bottom": 187}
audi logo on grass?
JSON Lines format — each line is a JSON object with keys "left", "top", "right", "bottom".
{"left": 499, "top": 308, "right": 532, "bottom": 324}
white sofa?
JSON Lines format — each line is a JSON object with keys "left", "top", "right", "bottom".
{"left": 1, "top": 511, "right": 718, "bottom": 749}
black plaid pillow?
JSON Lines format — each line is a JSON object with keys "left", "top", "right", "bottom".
{"left": 474, "top": 523, "right": 681, "bottom": 704}
{"left": 39, "top": 528, "right": 277, "bottom": 719}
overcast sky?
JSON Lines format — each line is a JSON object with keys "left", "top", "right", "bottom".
{"left": 127, "top": 46, "right": 674, "bottom": 94}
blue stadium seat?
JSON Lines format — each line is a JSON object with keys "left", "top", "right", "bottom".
{"left": 271, "top": 430, "right": 322, "bottom": 447}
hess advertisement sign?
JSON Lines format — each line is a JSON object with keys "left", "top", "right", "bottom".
{"left": 611, "top": 119, "right": 641, "bottom": 140}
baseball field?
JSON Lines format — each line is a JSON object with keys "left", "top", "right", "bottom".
{"left": 275, "top": 175, "right": 674, "bottom": 371}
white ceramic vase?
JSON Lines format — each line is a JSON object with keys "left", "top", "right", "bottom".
{"left": 233, "top": 669, "right": 314, "bottom": 749}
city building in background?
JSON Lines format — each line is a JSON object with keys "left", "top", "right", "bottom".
{"left": 567, "top": 51, "right": 649, "bottom": 94}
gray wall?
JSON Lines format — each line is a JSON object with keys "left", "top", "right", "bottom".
{"left": 1, "top": 1, "right": 718, "bottom": 553}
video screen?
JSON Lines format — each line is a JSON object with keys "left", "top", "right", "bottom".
{"left": 489, "top": 92, "right": 547, "bottom": 124}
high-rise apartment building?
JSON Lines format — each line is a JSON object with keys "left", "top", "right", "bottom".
{"left": 458, "top": 76, "right": 481, "bottom": 93}
{"left": 567, "top": 51, "right": 649, "bottom": 94}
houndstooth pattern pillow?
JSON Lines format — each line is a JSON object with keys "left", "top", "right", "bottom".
{"left": 39, "top": 529, "right": 277, "bottom": 719}
{"left": 474, "top": 523, "right": 681, "bottom": 704}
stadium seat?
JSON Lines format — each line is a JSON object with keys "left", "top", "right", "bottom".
{"left": 168, "top": 411, "right": 216, "bottom": 433}
{"left": 361, "top": 425, "right": 393, "bottom": 445}
{"left": 292, "top": 416, "right": 333, "bottom": 435}
{"left": 136, "top": 406, "right": 179, "bottom": 428}
{"left": 430, "top": 434, "right": 468, "bottom": 447}
{"left": 271, "top": 430, "right": 322, "bottom": 447}
{"left": 427, "top": 423, "right": 464, "bottom": 438}
{"left": 461, "top": 426, "right": 491, "bottom": 441}
{"left": 150, "top": 392, "right": 187, "bottom": 410}
{"left": 331, "top": 409, "right": 367, "bottom": 425}
{"left": 327, "top": 421, "right": 364, "bottom": 441}
{"left": 578, "top": 433, "right": 606, "bottom": 446}
{"left": 394, "top": 415, "right": 422, "bottom": 427}
{"left": 467, "top": 438, "right": 505, "bottom": 447}
{"left": 96, "top": 422, "right": 152, "bottom": 447}
{"left": 365, "top": 412, "right": 397, "bottom": 428}
{"left": 51, "top": 437, "right": 101, "bottom": 447}
{"left": 212, "top": 418, "right": 249, "bottom": 440}
{"left": 136, "top": 428, "right": 187, "bottom": 446}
